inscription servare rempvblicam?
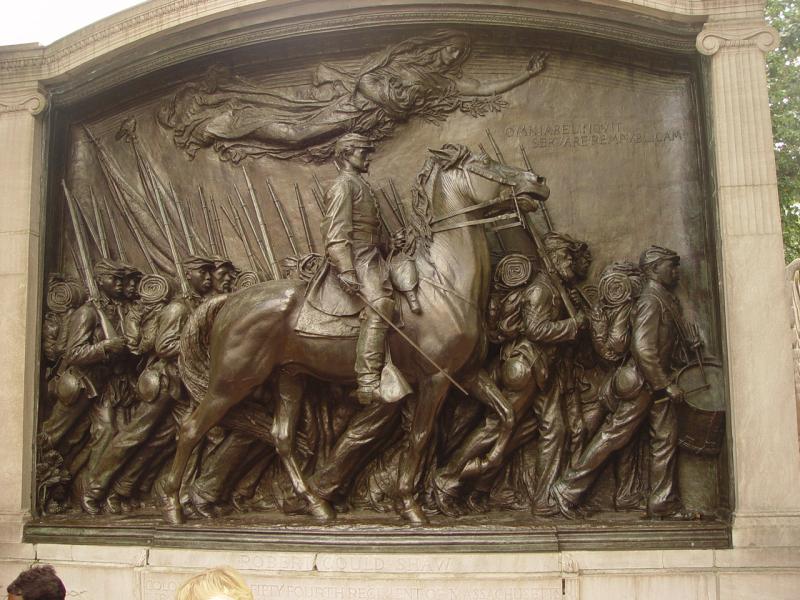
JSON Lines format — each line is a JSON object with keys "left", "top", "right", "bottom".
{"left": 503, "top": 121, "right": 687, "bottom": 147}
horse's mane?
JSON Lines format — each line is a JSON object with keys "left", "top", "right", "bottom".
{"left": 410, "top": 143, "right": 473, "bottom": 257}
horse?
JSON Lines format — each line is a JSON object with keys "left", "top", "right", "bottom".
{"left": 157, "top": 144, "right": 550, "bottom": 525}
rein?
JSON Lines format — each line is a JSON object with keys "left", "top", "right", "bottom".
{"left": 429, "top": 164, "right": 523, "bottom": 234}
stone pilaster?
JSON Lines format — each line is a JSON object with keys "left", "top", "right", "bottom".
{"left": 0, "top": 86, "right": 47, "bottom": 542}
{"left": 697, "top": 18, "right": 800, "bottom": 547}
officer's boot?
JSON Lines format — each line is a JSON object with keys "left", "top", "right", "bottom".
{"left": 355, "top": 297, "right": 395, "bottom": 404}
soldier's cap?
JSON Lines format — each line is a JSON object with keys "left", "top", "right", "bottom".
{"left": 639, "top": 245, "right": 680, "bottom": 269}
{"left": 182, "top": 255, "right": 215, "bottom": 271}
{"left": 543, "top": 232, "right": 582, "bottom": 254}
{"left": 120, "top": 263, "right": 143, "bottom": 279}
{"left": 334, "top": 133, "right": 375, "bottom": 155}
{"left": 209, "top": 255, "right": 239, "bottom": 272}
{"left": 93, "top": 258, "right": 127, "bottom": 278}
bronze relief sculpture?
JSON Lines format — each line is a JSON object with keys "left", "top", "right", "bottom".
{"left": 158, "top": 30, "right": 546, "bottom": 162}
{"left": 34, "top": 27, "right": 726, "bottom": 544}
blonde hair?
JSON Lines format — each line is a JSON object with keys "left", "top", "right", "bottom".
{"left": 175, "top": 567, "right": 253, "bottom": 600}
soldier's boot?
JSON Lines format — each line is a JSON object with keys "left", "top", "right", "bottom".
{"left": 355, "top": 297, "right": 395, "bottom": 404}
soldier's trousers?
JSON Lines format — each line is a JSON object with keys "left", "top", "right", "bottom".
{"left": 553, "top": 389, "right": 680, "bottom": 515}
{"left": 192, "top": 431, "right": 273, "bottom": 504}
{"left": 83, "top": 392, "right": 173, "bottom": 500}
{"left": 40, "top": 394, "right": 91, "bottom": 451}
{"left": 309, "top": 401, "right": 402, "bottom": 501}
{"left": 529, "top": 382, "right": 566, "bottom": 515}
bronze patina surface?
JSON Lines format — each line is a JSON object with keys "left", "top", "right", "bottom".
{"left": 32, "top": 21, "right": 727, "bottom": 548}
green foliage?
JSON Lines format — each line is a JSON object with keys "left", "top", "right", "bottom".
{"left": 766, "top": 0, "right": 800, "bottom": 262}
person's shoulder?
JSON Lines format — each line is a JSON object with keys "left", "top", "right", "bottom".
{"left": 525, "top": 273, "right": 555, "bottom": 298}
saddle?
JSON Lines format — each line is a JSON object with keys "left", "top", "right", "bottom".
{"left": 294, "top": 252, "right": 418, "bottom": 339}
{"left": 294, "top": 256, "right": 363, "bottom": 338}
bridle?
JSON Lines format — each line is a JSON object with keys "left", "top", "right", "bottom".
{"left": 429, "top": 160, "right": 533, "bottom": 234}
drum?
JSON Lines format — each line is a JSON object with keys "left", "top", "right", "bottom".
{"left": 674, "top": 360, "right": 725, "bottom": 456}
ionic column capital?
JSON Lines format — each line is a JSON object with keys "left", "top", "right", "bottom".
{"left": 696, "top": 20, "right": 780, "bottom": 56}
{"left": 0, "top": 90, "right": 47, "bottom": 115}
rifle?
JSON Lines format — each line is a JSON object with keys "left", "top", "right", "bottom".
{"left": 209, "top": 195, "right": 228, "bottom": 257}
{"left": 522, "top": 207, "right": 577, "bottom": 319}
{"left": 62, "top": 180, "right": 120, "bottom": 340}
{"left": 73, "top": 193, "right": 102, "bottom": 256}
{"left": 109, "top": 175, "right": 158, "bottom": 273}
{"left": 388, "top": 179, "right": 408, "bottom": 227}
{"left": 294, "top": 184, "right": 316, "bottom": 253}
{"left": 267, "top": 180, "right": 299, "bottom": 257}
{"left": 485, "top": 128, "right": 506, "bottom": 164}
{"left": 150, "top": 175, "right": 191, "bottom": 298}
{"left": 380, "top": 187, "right": 403, "bottom": 229}
{"left": 221, "top": 197, "right": 262, "bottom": 278}
{"left": 234, "top": 183, "right": 272, "bottom": 278}
{"left": 90, "top": 188, "right": 110, "bottom": 259}
{"left": 99, "top": 192, "right": 127, "bottom": 263}
{"left": 171, "top": 182, "right": 196, "bottom": 255}
{"left": 198, "top": 186, "right": 218, "bottom": 254}
{"left": 310, "top": 186, "right": 326, "bottom": 216}
{"left": 312, "top": 173, "right": 326, "bottom": 213}
{"left": 242, "top": 166, "right": 280, "bottom": 279}
{"left": 519, "top": 142, "right": 553, "bottom": 231}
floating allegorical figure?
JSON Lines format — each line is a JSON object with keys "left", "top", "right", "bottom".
{"left": 552, "top": 246, "right": 702, "bottom": 519}
{"left": 158, "top": 30, "right": 547, "bottom": 162}
{"left": 433, "top": 234, "right": 590, "bottom": 517}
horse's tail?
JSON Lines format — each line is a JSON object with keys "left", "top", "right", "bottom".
{"left": 179, "top": 295, "right": 228, "bottom": 404}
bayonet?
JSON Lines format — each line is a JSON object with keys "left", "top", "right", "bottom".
{"left": 294, "top": 184, "right": 315, "bottom": 253}
{"left": 312, "top": 173, "right": 326, "bottom": 213}
{"left": 209, "top": 194, "right": 228, "bottom": 257}
{"left": 171, "top": 182, "right": 195, "bottom": 255}
{"left": 235, "top": 183, "right": 271, "bottom": 277}
{"left": 242, "top": 166, "right": 280, "bottom": 279}
{"left": 267, "top": 179, "right": 300, "bottom": 256}
{"left": 485, "top": 128, "right": 506, "bottom": 164}
{"left": 90, "top": 188, "right": 110, "bottom": 259}
{"left": 62, "top": 180, "right": 119, "bottom": 340}
{"left": 198, "top": 186, "right": 218, "bottom": 254}
{"left": 519, "top": 142, "right": 553, "bottom": 232}
{"left": 388, "top": 179, "right": 408, "bottom": 227}
{"left": 224, "top": 194, "right": 264, "bottom": 277}
{"left": 310, "top": 186, "right": 326, "bottom": 215}
{"left": 100, "top": 192, "right": 127, "bottom": 263}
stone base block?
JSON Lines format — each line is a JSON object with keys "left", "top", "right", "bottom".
{"left": 0, "top": 545, "right": 799, "bottom": 600}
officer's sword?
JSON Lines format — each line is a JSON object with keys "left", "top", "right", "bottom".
{"left": 355, "top": 291, "right": 469, "bottom": 396}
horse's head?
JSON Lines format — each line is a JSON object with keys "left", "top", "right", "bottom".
{"left": 423, "top": 143, "right": 549, "bottom": 212}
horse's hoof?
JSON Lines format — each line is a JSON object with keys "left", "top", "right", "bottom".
{"left": 155, "top": 482, "right": 185, "bottom": 525}
{"left": 308, "top": 497, "right": 336, "bottom": 522}
{"left": 399, "top": 500, "right": 429, "bottom": 526}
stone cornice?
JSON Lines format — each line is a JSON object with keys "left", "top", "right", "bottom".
{"left": 696, "top": 19, "right": 780, "bottom": 55}
{"left": 0, "top": 90, "right": 47, "bottom": 115}
{"left": 0, "top": 0, "right": 728, "bottom": 86}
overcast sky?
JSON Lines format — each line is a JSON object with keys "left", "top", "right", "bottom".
{"left": 1, "top": 1, "right": 143, "bottom": 46}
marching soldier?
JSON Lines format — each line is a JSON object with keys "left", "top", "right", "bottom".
{"left": 552, "top": 246, "right": 699, "bottom": 519}
{"left": 80, "top": 256, "right": 214, "bottom": 513}
{"left": 433, "top": 233, "right": 589, "bottom": 516}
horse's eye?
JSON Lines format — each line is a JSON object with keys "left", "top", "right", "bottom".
{"left": 481, "top": 154, "right": 490, "bottom": 165}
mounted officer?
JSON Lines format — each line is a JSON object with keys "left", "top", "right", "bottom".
{"left": 320, "top": 133, "right": 396, "bottom": 404}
